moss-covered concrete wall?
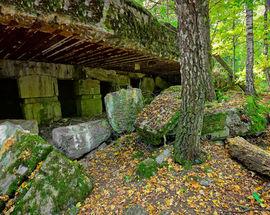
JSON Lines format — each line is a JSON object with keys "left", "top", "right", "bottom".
{"left": 75, "top": 79, "right": 102, "bottom": 117}
{"left": 0, "top": 0, "right": 178, "bottom": 60}
{"left": 0, "top": 59, "right": 168, "bottom": 124}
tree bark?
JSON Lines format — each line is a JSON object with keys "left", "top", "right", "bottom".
{"left": 264, "top": 0, "right": 270, "bottom": 90}
{"left": 174, "top": 0, "right": 207, "bottom": 163}
{"left": 245, "top": 2, "right": 256, "bottom": 95}
{"left": 227, "top": 137, "right": 270, "bottom": 177}
{"left": 198, "top": 0, "right": 216, "bottom": 101}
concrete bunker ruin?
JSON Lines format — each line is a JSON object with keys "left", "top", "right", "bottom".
{"left": 0, "top": 0, "right": 180, "bottom": 124}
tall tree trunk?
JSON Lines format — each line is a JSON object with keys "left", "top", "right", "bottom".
{"left": 198, "top": 0, "right": 216, "bottom": 101}
{"left": 174, "top": 0, "right": 207, "bottom": 163}
{"left": 245, "top": 2, "right": 256, "bottom": 95}
{"left": 264, "top": 0, "right": 270, "bottom": 90}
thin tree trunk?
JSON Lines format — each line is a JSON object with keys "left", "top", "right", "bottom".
{"left": 264, "top": 0, "right": 270, "bottom": 90}
{"left": 245, "top": 2, "right": 256, "bottom": 95}
{"left": 232, "top": 19, "right": 236, "bottom": 79}
{"left": 174, "top": 0, "right": 207, "bottom": 163}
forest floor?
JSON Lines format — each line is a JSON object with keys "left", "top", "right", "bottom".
{"left": 79, "top": 126, "right": 270, "bottom": 215}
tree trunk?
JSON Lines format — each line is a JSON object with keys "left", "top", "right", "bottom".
{"left": 227, "top": 137, "right": 270, "bottom": 177}
{"left": 245, "top": 2, "right": 256, "bottom": 95}
{"left": 174, "top": 0, "right": 207, "bottom": 163}
{"left": 198, "top": 0, "right": 216, "bottom": 101}
{"left": 232, "top": 19, "right": 236, "bottom": 79}
{"left": 264, "top": 0, "right": 270, "bottom": 90}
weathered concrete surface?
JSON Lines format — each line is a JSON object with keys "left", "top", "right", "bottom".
{"left": 0, "top": 120, "right": 38, "bottom": 134}
{"left": 18, "top": 75, "right": 58, "bottom": 98}
{"left": 75, "top": 79, "right": 100, "bottom": 96}
{"left": 0, "top": 60, "right": 76, "bottom": 79}
{"left": 22, "top": 97, "right": 62, "bottom": 124}
{"left": 76, "top": 95, "right": 103, "bottom": 117}
{"left": 52, "top": 119, "right": 111, "bottom": 159}
{"left": 85, "top": 68, "right": 130, "bottom": 87}
{"left": 12, "top": 150, "right": 93, "bottom": 215}
{"left": 0, "top": 122, "right": 25, "bottom": 148}
{"left": 0, "top": 133, "right": 53, "bottom": 210}
{"left": 0, "top": 0, "right": 179, "bottom": 74}
{"left": 0, "top": 129, "right": 93, "bottom": 214}
{"left": 105, "top": 88, "right": 144, "bottom": 133}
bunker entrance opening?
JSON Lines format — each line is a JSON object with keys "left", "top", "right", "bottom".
{"left": 0, "top": 79, "right": 23, "bottom": 119}
{"left": 58, "top": 80, "right": 77, "bottom": 118}
{"left": 100, "top": 81, "right": 113, "bottom": 111}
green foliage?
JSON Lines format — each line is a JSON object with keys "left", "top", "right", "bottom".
{"left": 252, "top": 192, "right": 264, "bottom": 205}
{"left": 132, "top": 150, "right": 144, "bottom": 159}
{"left": 136, "top": 158, "right": 158, "bottom": 179}
{"left": 245, "top": 96, "right": 268, "bottom": 134}
{"left": 215, "top": 90, "right": 230, "bottom": 103}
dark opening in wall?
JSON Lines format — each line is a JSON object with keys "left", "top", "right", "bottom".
{"left": 100, "top": 81, "right": 113, "bottom": 111}
{"left": 0, "top": 79, "right": 23, "bottom": 119}
{"left": 58, "top": 80, "right": 77, "bottom": 117}
{"left": 130, "top": 78, "right": 140, "bottom": 88}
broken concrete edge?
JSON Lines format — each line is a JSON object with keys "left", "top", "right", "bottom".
{"left": 0, "top": 132, "right": 93, "bottom": 213}
{"left": 11, "top": 150, "right": 93, "bottom": 214}
{"left": 0, "top": 0, "right": 178, "bottom": 61}
{"left": 52, "top": 119, "right": 112, "bottom": 159}
{"left": 137, "top": 111, "right": 181, "bottom": 145}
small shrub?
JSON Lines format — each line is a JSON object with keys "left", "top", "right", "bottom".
{"left": 245, "top": 96, "right": 269, "bottom": 134}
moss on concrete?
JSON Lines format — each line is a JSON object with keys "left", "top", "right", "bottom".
{"left": 18, "top": 75, "right": 58, "bottom": 99}
{"left": 76, "top": 95, "right": 102, "bottom": 117}
{"left": 0, "top": 133, "right": 53, "bottom": 203}
{"left": 0, "top": 0, "right": 178, "bottom": 60}
{"left": 75, "top": 79, "right": 100, "bottom": 96}
{"left": 12, "top": 150, "right": 93, "bottom": 215}
{"left": 22, "top": 97, "right": 61, "bottom": 124}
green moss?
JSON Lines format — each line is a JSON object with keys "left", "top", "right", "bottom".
{"left": 202, "top": 112, "right": 227, "bottom": 135}
{"left": 0, "top": 133, "right": 52, "bottom": 201}
{"left": 13, "top": 150, "right": 93, "bottom": 214}
{"left": 136, "top": 158, "right": 158, "bottom": 179}
{"left": 245, "top": 96, "right": 269, "bottom": 134}
{"left": 76, "top": 96, "right": 103, "bottom": 117}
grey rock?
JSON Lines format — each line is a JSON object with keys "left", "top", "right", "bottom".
{"left": 16, "top": 165, "right": 28, "bottom": 175}
{"left": 226, "top": 108, "right": 250, "bottom": 136}
{"left": 199, "top": 179, "right": 212, "bottom": 187}
{"left": 0, "top": 122, "right": 25, "bottom": 148}
{"left": 52, "top": 119, "right": 111, "bottom": 159}
{"left": 0, "top": 120, "right": 38, "bottom": 134}
{"left": 105, "top": 88, "right": 144, "bottom": 134}
{"left": 124, "top": 205, "right": 148, "bottom": 215}
{"left": 156, "top": 148, "right": 171, "bottom": 164}
{"left": 98, "top": 142, "right": 107, "bottom": 150}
